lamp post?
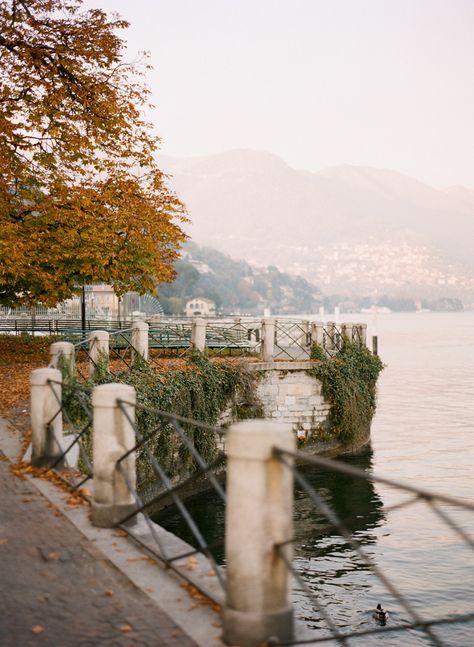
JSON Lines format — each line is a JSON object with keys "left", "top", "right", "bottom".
{"left": 81, "top": 284, "right": 86, "bottom": 331}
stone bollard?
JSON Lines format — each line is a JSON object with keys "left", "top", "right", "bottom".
{"left": 49, "top": 341, "right": 75, "bottom": 378}
{"left": 301, "top": 320, "right": 311, "bottom": 347}
{"left": 131, "top": 320, "right": 149, "bottom": 362}
{"left": 191, "top": 317, "right": 207, "bottom": 352}
{"left": 89, "top": 330, "right": 109, "bottom": 376}
{"left": 223, "top": 420, "right": 295, "bottom": 647}
{"left": 261, "top": 318, "right": 275, "bottom": 362}
{"left": 311, "top": 321, "right": 324, "bottom": 349}
{"left": 90, "top": 383, "right": 137, "bottom": 528}
{"left": 341, "top": 322, "right": 353, "bottom": 345}
{"left": 30, "top": 368, "right": 64, "bottom": 468}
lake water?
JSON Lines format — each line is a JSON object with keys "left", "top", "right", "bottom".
{"left": 156, "top": 312, "right": 474, "bottom": 646}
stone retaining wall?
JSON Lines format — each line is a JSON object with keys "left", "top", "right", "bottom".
{"left": 250, "top": 361, "right": 330, "bottom": 442}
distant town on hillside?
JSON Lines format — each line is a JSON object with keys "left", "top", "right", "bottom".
{"left": 159, "top": 150, "right": 474, "bottom": 309}
{"left": 157, "top": 242, "right": 464, "bottom": 316}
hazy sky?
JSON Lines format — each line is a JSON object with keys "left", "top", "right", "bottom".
{"left": 90, "top": 0, "right": 474, "bottom": 188}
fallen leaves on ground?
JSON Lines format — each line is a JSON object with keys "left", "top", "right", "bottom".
{"left": 0, "top": 538, "right": 8, "bottom": 545}
{"left": 112, "top": 530, "right": 128, "bottom": 537}
{"left": 179, "top": 581, "right": 221, "bottom": 614}
{"left": 126, "top": 555, "right": 157, "bottom": 565}
{"left": 31, "top": 625, "right": 45, "bottom": 634}
{"left": 183, "top": 556, "right": 199, "bottom": 571}
{"left": 9, "top": 461, "right": 90, "bottom": 506}
{"left": 118, "top": 623, "right": 133, "bottom": 633}
{"left": 0, "top": 335, "right": 259, "bottom": 419}
{"left": 0, "top": 336, "right": 50, "bottom": 416}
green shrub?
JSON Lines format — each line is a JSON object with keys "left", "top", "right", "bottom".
{"left": 61, "top": 352, "right": 263, "bottom": 485}
{"left": 310, "top": 342, "right": 384, "bottom": 444}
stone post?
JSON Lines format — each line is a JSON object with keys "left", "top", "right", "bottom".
{"left": 49, "top": 341, "right": 75, "bottom": 378}
{"left": 261, "top": 318, "right": 275, "bottom": 362}
{"left": 301, "top": 320, "right": 311, "bottom": 348}
{"left": 311, "top": 321, "right": 324, "bottom": 349}
{"left": 131, "top": 320, "right": 149, "bottom": 362}
{"left": 223, "top": 420, "right": 295, "bottom": 647}
{"left": 341, "top": 322, "right": 353, "bottom": 345}
{"left": 89, "top": 330, "right": 109, "bottom": 376}
{"left": 191, "top": 317, "right": 207, "bottom": 352}
{"left": 360, "top": 323, "right": 368, "bottom": 346}
{"left": 91, "top": 383, "right": 137, "bottom": 528}
{"left": 30, "top": 368, "right": 64, "bottom": 468}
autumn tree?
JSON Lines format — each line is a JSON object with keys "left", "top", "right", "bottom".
{"left": 0, "top": 0, "right": 187, "bottom": 307}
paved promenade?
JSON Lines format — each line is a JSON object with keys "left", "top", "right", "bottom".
{"left": 0, "top": 451, "right": 198, "bottom": 647}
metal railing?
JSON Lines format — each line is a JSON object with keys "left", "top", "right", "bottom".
{"left": 114, "top": 402, "right": 227, "bottom": 597}
{"left": 148, "top": 321, "right": 193, "bottom": 358}
{"left": 32, "top": 371, "right": 94, "bottom": 494}
{"left": 29, "top": 363, "right": 474, "bottom": 646}
{"left": 271, "top": 448, "right": 474, "bottom": 647}
{"left": 108, "top": 329, "right": 139, "bottom": 371}
{"left": 205, "top": 319, "right": 262, "bottom": 355}
{"left": 0, "top": 317, "right": 135, "bottom": 336}
{"left": 6, "top": 316, "right": 369, "bottom": 362}
{"left": 274, "top": 320, "right": 312, "bottom": 360}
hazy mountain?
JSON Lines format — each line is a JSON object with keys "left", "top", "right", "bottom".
{"left": 159, "top": 150, "right": 474, "bottom": 300}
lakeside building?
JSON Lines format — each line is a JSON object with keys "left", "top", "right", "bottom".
{"left": 185, "top": 297, "right": 216, "bottom": 317}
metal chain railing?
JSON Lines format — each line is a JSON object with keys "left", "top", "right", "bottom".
{"left": 205, "top": 319, "right": 262, "bottom": 355}
{"left": 108, "top": 329, "right": 138, "bottom": 371}
{"left": 73, "top": 338, "right": 97, "bottom": 380}
{"left": 112, "top": 402, "right": 227, "bottom": 599}
{"left": 323, "top": 324, "right": 344, "bottom": 355}
{"left": 148, "top": 322, "right": 193, "bottom": 359}
{"left": 274, "top": 320, "right": 312, "bottom": 360}
{"left": 38, "top": 378, "right": 94, "bottom": 492}
{"left": 271, "top": 447, "right": 474, "bottom": 647}
{"left": 30, "top": 361, "right": 473, "bottom": 646}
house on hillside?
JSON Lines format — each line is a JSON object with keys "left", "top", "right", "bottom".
{"left": 185, "top": 297, "right": 216, "bottom": 317}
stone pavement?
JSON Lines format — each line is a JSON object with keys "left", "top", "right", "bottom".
{"left": 0, "top": 453, "right": 198, "bottom": 647}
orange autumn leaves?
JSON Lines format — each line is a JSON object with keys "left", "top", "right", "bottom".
{"left": 0, "top": 0, "right": 187, "bottom": 307}
{"left": 0, "top": 335, "right": 50, "bottom": 415}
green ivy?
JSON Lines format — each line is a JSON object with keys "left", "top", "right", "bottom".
{"left": 309, "top": 342, "right": 384, "bottom": 444}
{"left": 61, "top": 352, "right": 263, "bottom": 487}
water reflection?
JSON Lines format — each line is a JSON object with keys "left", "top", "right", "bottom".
{"left": 154, "top": 448, "right": 385, "bottom": 575}
{"left": 153, "top": 483, "right": 227, "bottom": 562}
{"left": 294, "top": 448, "right": 384, "bottom": 556}
{"left": 155, "top": 313, "right": 474, "bottom": 646}
{"left": 154, "top": 445, "right": 471, "bottom": 645}
{"left": 292, "top": 449, "right": 388, "bottom": 637}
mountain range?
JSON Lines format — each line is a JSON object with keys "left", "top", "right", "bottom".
{"left": 159, "top": 150, "right": 474, "bottom": 302}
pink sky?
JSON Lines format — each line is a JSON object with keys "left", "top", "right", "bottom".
{"left": 89, "top": 0, "right": 474, "bottom": 189}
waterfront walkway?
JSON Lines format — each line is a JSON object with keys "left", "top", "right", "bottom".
{"left": 0, "top": 452, "right": 199, "bottom": 647}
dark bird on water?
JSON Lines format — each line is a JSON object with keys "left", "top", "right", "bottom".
{"left": 373, "top": 603, "right": 389, "bottom": 623}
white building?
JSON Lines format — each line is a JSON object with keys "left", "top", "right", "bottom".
{"left": 185, "top": 297, "right": 216, "bottom": 317}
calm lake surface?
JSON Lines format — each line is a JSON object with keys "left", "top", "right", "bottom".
{"left": 156, "top": 312, "right": 474, "bottom": 646}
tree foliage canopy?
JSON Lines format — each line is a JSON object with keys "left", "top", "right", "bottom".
{"left": 0, "top": 0, "right": 187, "bottom": 306}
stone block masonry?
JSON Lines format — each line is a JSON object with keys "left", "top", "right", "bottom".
{"left": 249, "top": 362, "right": 330, "bottom": 442}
